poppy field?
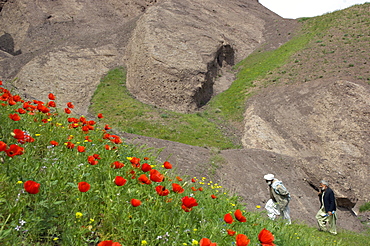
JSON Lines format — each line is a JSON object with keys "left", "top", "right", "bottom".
{"left": 0, "top": 80, "right": 366, "bottom": 245}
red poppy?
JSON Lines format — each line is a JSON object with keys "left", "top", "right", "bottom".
{"left": 150, "top": 169, "right": 164, "bottom": 182}
{"left": 48, "top": 93, "right": 56, "bottom": 100}
{"left": 84, "top": 136, "right": 92, "bottom": 142}
{"left": 78, "top": 182, "right": 90, "bottom": 192}
{"left": 66, "top": 142, "right": 75, "bottom": 149}
{"left": 155, "top": 185, "right": 170, "bottom": 196}
{"left": 77, "top": 146, "right": 86, "bottom": 153}
{"left": 172, "top": 183, "right": 184, "bottom": 193}
{"left": 176, "top": 176, "right": 182, "bottom": 181}
{"left": 199, "top": 238, "right": 218, "bottom": 246}
{"left": 144, "top": 157, "right": 149, "bottom": 160}
{"left": 191, "top": 187, "right": 197, "bottom": 191}
{"left": 105, "top": 144, "right": 111, "bottom": 150}
{"left": 181, "top": 196, "right": 198, "bottom": 212}
{"left": 191, "top": 178, "right": 196, "bottom": 183}
{"left": 104, "top": 124, "right": 111, "bottom": 130}
{"left": 37, "top": 104, "right": 50, "bottom": 113}
{"left": 198, "top": 187, "right": 203, "bottom": 191}
{"left": 67, "top": 102, "right": 74, "bottom": 109}
{"left": 9, "top": 113, "right": 21, "bottom": 121}
{"left": 93, "top": 154, "right": 101, "bottom": 159}
{"left": 236, "top": 234, "right": 250, "bottom": 246}
{"left": 24, "top": 180, "right": 40, "bottom": 194}
{"left": 224, "top": 213, "right": 234, "bottom": 224}
{"left": 130, "top": 157, "right": 141, "bottom": 168}
{"left": 141, "top": 163, "right": 152, "bottom": 172}
{"left": 97, "top": 113, "right": 103, "bottom": 118}
{"left": 227, "top": 229, "right": 236, "bottom": 236}
{"left": 258, "top": 228, "right": 275, "bottom": 246}
{"left": 64, "top": 108, "right": 71, "bottom": 114}
{"left": 88, "top": 155, "right": 98, "bottom": 165}
{"left": 235, "top": 209, "right": 247, "bottom": 222}
{"left": 0, "top": 141, "right": 7, "bottom": 152}
{"left": 17, "top": 108, "right": 26, "bottom": 114}
{"left": 138, "top": 174, "right": 152, "bottom": 185}
{"left": 211, "top": 194, "right": 217, "bottom": 199}
{"left": 97, "top": 240, "right": 122, "bottom": 246}
{"left": 111, "top": 161, "right": 124, "bottom": 169}
{"left": 163, "top": 161, "right": 172, "bottom": 169}
{"left": 130, "top": 199, "right": 141, "bottom": 207}
{"left": 50, "top": 140, "right": 59, "bottom": 146}
{"left": 47, "top": 101, "right": 56, "bottom": 107}
{"left": 5, "top": 144, "right": 24, "bottom": 157}
{"left": 114, "top": 176, "right": 127, "bottom": 186}
{"left": 82, "top": 125, "right": 90, "bottom": 133}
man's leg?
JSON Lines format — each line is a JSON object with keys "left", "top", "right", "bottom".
{"left": 328, "top": 213, "right": 337, "bottom": 235}
{"left": 316, "top": 208, "right": 328, "bottom": 231}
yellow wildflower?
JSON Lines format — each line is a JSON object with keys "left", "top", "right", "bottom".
{"left": 17, "top": 181, "right": 23, "bottom": 184}
{"left": 141, "top": 240, "right": 148, "bottom": 245}
{"left": 192, "top": 239, "right": 199, "bottom": 245}
{"left": 75, "top": 212, "right": 83, "bottom": 219}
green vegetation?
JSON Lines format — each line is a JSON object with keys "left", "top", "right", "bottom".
{"left": 360, "top": 202, "right": 370, "bottom": 212}
{"left": 90, "top": 68, "right": 236, "bottom": 150}
{"left": 1, "top": 83, "right": 369, "bottom": 245}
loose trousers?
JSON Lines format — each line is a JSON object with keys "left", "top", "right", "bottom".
{"left": 315, "top": 206, "right": 337, "bottom": 234}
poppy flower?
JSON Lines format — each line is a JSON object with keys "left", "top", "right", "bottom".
{"left": 24, "top": 180, "right": 40, "bottom": 194}
{"left": 131, "top": 198, "right": 141, "bottom": 207}
{"left": 111, "top": 161, "right": 124, "bottom": 169}
{"left": 5, "top": 144, "right": 24, "bottom": 157}
{"left": 181, "top": 196, "right": 198, "bottom": 212}
{"left": 155, "top": 185, "right": 170, "bottom": 196}
{"left": 224, "top": 213, "right": 234, "bottom": 224}
{"left": 141, "top": 163, "right": 152, "bottom": 172}
{"left": 97, "top": 240, "right": 122, "bottom": 246}
{"left": 172, "top": 183, "right": 185, "bottom": 193}
{"left": 9, "top": 113, "right": 21, "bottom": 121}
{"left": 114, "top": 176, "right": 127, "bottom": 186}
{"left": 258, "top": 228, "right": 275, "bottom": 246}
{"left": 198, "top": 187, "right": 203, "bottom": 191}
{"left": 235, "top": 209, "right": 247, "bottom": 222}
{"left": 37, "top": 104, "right": 50, "bottom": 113}
{"left": 191, "top": 187, "right": 197, "bottom": 191}
{"left": 0, "top": 141, "right": 7, "bottom": 152}
{"left": 199, "top": 238, "right": 218, "bottom": 246}
{"left": 67, "top": 102, "right": 74, "bottom": 109}
{"left": 78, "top": 182, "right": 90, "bottom": 192}
{"left": 77, "top": 146, "right": 86, "bottom": 153}
{"left": 138, "top": 174, "right": 152, "bottom": 185}
{"left": 236, "top": 234, "right": 250, "bottom": 246}
{"left": 66, "top": 142, "right": 75, "bottom": 149}
{"left": 104, "top": 124, "right": 111, "bottom": 130}
{"left": 48, "top": 93, "right": 56, "bottom": 100}
{"left": 163, "top": 161, "right": 172, "bottom": 169}
{"left": 176, "top": 176, "right": 182, "bottom": 181}
{"left": 130, "top": 157, "right": 140, "bottom": 168}
{"left": 47, "top": 101, "right": 56, "bottom": 107}
{"left": 17, "top": 108, "right": 26, "bottom": 114}
{"left": 49, "top": 140, "right": 58, "bottom": 146}
{"left": 88, "top": 155, "right": 98, "bottom": 165}
{"left": 144, "top": 157, "right": 149, "bottom": 160}
{"left": 149, "top": 169, "right": 164, "bottom": 182}
{"left": 227, "top": 229, "right": 236, "bottom": 236}
{"left": 191, "top": 178, "right": 196, "bottom": 183}
{"left": 97, "top": 113, "right": 103, "bottom": 118}
{"left": 211, "top": 194, "right": 217, "bottom": 199}
{"left": 93, "top": 154, "right": 101, "bottom": 159}
{"left": 64, "top": 108, "right": 71, "bottom": 114}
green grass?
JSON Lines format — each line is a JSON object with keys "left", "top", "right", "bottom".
{"left": 90, "top": 67, "right": 236, "bottom": 150}
{"left": 1, "top": 82, "right": 369, "bottom": 245}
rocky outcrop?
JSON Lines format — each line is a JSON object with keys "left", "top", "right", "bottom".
{"left": 242, "top": 79, "right": 370, "bottom": 210}
{"left": 126, "top": 0, "right": 290, "bottom": 112}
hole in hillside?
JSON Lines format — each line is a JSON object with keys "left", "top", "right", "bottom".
{"left": 193, "top": 44, "right": 235, "bottom": 108}
{"left": 0, "top": 33, "right": 22, "bottom": 56}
